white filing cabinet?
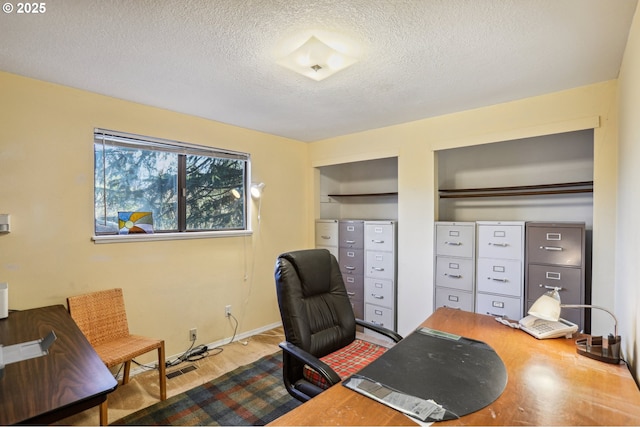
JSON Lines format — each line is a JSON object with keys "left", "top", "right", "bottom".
{"left": 434, "top": 222, "right": 476, "bottom": 312}
{"left": 363, "top": 220, "right": 397, "bottom": 336}
{"left": 315, "top": 219, "right": 339, "bottom": 258}
{"left": 475, "top": 221, "right": 525, "bottom": 320}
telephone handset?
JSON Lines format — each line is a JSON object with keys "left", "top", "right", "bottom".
{"left": 518, "top": 315, "right": 578, "bottom": 339}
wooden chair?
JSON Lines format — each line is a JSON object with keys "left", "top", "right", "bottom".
{"left": 67, "top": 288, "right": 166, "bottom": 425}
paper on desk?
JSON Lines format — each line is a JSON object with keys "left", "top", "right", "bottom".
{"left": 345, "top": 376, "right": 446, "bottom": 422}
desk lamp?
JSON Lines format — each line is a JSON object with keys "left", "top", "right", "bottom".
{"left": 528, "top": 288, "right": 621, "bottom": 364}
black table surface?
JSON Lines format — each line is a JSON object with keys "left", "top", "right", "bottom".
{"left": 346, "top": 326, "right": 507, "bottom": 421}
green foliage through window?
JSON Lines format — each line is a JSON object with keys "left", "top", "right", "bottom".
{"left": 94, "top": 129, "right": 249, "bottom": 235}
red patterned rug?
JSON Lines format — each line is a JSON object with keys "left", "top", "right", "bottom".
{"left": 112, "top": 352, "right": 300, "bottom": 425}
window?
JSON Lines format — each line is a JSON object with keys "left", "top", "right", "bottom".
{"left": 94, "top": 129, "right": 250, "bottom": 237}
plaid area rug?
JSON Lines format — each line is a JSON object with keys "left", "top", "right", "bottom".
{"left": 113, "top": 352, "right": 300, "bottom": 426}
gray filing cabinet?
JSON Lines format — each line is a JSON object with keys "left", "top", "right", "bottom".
{"left": 338, "top": 220, "right": 365, "bottom": 322}
{"left": 475, "top": 221, "right": 525, "bottom": 320}
{"left": 434, "top": 222, "right": 476, "bottom": 312}
{"left": 525, "top": 222, "right": 586, "bottom": 331}
{"left": 363, "top": 220, "right": 398, "bottom": 337}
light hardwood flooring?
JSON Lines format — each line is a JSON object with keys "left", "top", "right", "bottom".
{"left": 57, "top": 327, "right": 285, "bottom": 426}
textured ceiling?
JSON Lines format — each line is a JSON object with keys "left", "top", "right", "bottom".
{"left": 1, "top": 0, "right": 637, "bottom": 142}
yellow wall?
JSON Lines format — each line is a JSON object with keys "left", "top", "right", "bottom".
{"left": 617, "top": 3, "right": 640, "bottom": 381}
{"left": 0, "top": 71, "right": 311, "bottom": 360}
{"left": 310, "top": 81, "right": 619, "bottom": 338}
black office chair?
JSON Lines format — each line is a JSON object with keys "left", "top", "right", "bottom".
{"left": 274, "top": 248, "right": 402, "bottom": 402}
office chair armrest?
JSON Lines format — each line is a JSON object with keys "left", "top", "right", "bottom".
{"left": 279, "top": 341, "right": 342, "bottom": 386}
{"left": 356, "top": 318, "right": 403, "bottom": 343}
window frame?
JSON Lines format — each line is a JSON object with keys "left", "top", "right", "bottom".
{"left": 92, "top": 128, "right": 252, "bottom": 243}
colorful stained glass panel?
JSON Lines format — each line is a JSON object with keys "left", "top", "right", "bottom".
{"left": 118, "top": 211, "right": 154, "bottom": 234}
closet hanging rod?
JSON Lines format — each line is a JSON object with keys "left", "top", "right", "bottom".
{"left": 439, "top": 181, "right": 593, "bottom": 199}
{"left": 327, "top": 192, "right": 398, "bottom": 197}
{"left": 440, "top": 188, "right": 593, "bottom": 199}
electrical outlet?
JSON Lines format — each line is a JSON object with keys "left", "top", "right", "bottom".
{"left": 189, "top": 328, "right": 197, "bottom": 342}
{"left": 225, "top": 305, "right": 232, "bottom": 317}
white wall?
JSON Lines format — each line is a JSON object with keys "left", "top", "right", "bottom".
{"left": 616, "top": 4, "right": 640, "bottom": 381}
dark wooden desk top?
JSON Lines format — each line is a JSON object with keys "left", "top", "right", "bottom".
{"left": 0, "top": 305, "right": 117, "bottom": 425}
{"left": 271, "top": 307, "right": 640, "bottom": 426}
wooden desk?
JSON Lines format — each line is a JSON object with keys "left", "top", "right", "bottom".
{"left": 271, "top": 307, "right": 640, "bottom": 426}
{"left": 0, "top": 305, "right": 117, "bottom": 425}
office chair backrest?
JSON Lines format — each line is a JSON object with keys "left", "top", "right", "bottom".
{"left": 275, "top": 249, "right": 356, "bottom": 358}
{"left": 67, "top": 288, "right": 130, "bottom": 346}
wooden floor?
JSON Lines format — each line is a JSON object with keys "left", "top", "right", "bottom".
{"left": 56, "top": 328, "right": 285, "bottom": 426}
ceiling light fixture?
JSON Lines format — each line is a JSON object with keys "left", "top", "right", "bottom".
{"left": 277, "top": 36, "right": 357, "bottom": 81}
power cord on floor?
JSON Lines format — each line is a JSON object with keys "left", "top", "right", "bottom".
{"left": 131, "top": 312, "right": 247, "bottom": 372}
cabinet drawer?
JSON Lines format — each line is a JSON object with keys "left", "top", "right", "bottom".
{"left": 435, "top": 287, "right": 474, "bottom": 312}
{"left": 477, "top": 223, "right": 523, "bottom": 260}
{"left": 343, "top": 274, "right": 364, "bottom": 300}
{"left": 350, "top": 297, "right": 364, "bottom": 321}
{"left": 435, "top": 257, "right": 474, "bottom": 291}
{"left": 365, "top": 251, "right": 395, "bottom": 279}
{"left": 526, "top": 225, "right": 583, "bottom": 266}
{"left": 527, "top": 264, "right": 582, "bottom": 303}
{"left": 364, "top": 278, "right": 394, "bottom": 308}
{"left": 365, "top": 222, "right": 395, "bottom": 252}
{"left": 317, "top": 245, "right": 339, "bottom": 259}
{"left": 339, "top": 248, "right": 364, "bottom": 275}
{"left": 315, "top": 220, "right": 338, "bottom": 247}
{"left": 339, "top": 220, "right": 364, "bottom": 249}
{"left": 476, "top": 293, "right": 523, "bottom": 320}
{"left": 435, "top": 223, "right": 475, "bottom": 258}
{"left": 365, "top": 304, "right": 395, "bottom": 330}
{"left": 477, "top": 258, "right": 522, "bottom": 297}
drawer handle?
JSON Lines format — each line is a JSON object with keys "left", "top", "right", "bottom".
{"left": 445, "top": 273, "right": 462, "bottom": 278}
{"left": 372, "top": 267, "right": 384, "bottom": 271}
{"left": 371, "top": 239, "right": 385, "bottom": 244}
{"left": 444, "top": 305, "right": 462, "bottom": 310}
{"left": 444, "top": 241, "right": 462, "bottom": 246}
{"left": 345, "top": 240, "right": 356, "bottom": 244}
{"left": 488, "top": 277, "right": 508, "bottom": 282}
{"left": 487, "top": 311, "right": 506, "bottom": 318}
{"left": 488, "top": 242, "right": 509, "bottom": 247}
{"left": 370, "top": 320, "right": 384, "bottom": 326}
{"left": 344, "top": 265, "right": 356, "bottom": 270}
{"left": 540, "top": 284, "right": 565, "bottom": 291}
{"left": 321, "top": 235, "right": 331, "bottom": 239}
{"left": 540, "top": 246, "right": 563, "bottom": 251}
{"left": 347, "top": 291, "right": 356, "bottom": 296}
{"left": 371, "top": 294, "right": 384, "bottom": 299}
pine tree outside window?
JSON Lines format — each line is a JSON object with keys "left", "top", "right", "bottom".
{"left": 94, "top": 129, "right": 250, "bottom": 239}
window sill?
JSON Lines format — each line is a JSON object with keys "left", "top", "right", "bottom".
{"left": 92, "top": 230, "right": 252, "bottom": 244}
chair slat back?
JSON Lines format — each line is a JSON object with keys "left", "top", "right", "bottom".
{"left": 67, "top": 288, "right": 130, "bottom": 346}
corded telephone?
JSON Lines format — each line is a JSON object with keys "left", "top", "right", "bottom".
{"left": 518, "top": 315, "right": 578, "bottom": 339}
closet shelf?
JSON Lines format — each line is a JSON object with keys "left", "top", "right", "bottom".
{"left": 439, "top": 181, "right": 593, "bottom": 199}
{"left": 327, "top": 192, "right": 398, "bottom": 198}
